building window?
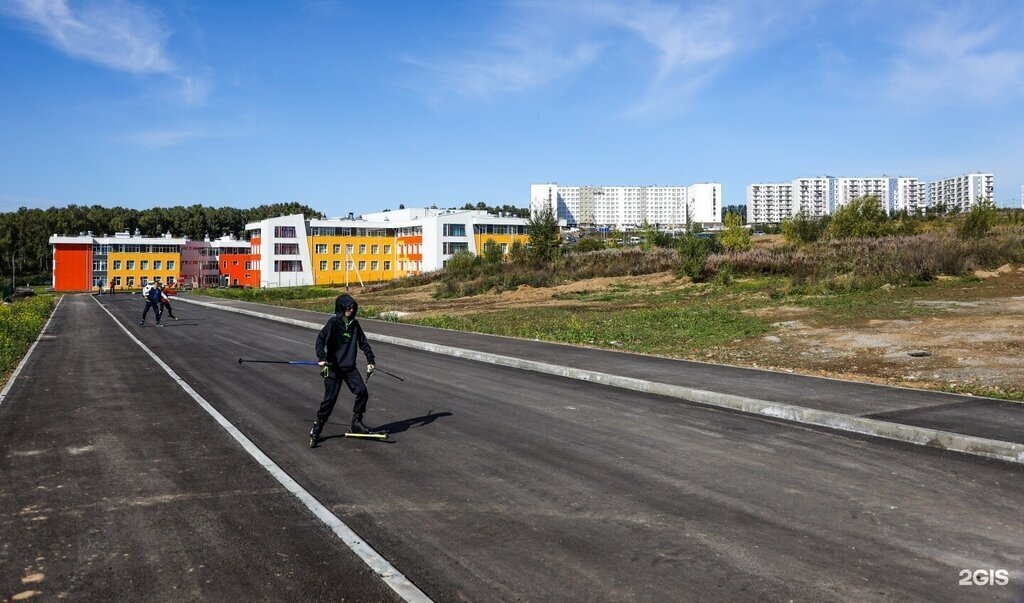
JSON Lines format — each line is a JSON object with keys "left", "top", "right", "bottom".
{"left": 371, "top": 260, "right": 379, "bottom": 270}
{"left": 443, "top": 224, "right": 466, "bottom": 237}
{"left": 113, "top": 260, "right": 122, "bottom": 270}
{"left": 274, "top": 243, "right": 300, "bottom": 255}
{"left": 332, "top": 261, "right": 341, "bottom": 271}
{"left": 443, "top": 242, "right": 469, "bottom": 254}
{"left": 153, "top": 260, "right": 162, "bottom": 270}
{"left": 274, "top": 260, "right": 303, "bottom": 272}
{"left": 166, "top": 260, "right": 175, "bottom": 270}
{"left": 345, "top": 244, "right": 354, "bottom": 254}
{"left": 371, "top": 245, "right": 379, "bottom": 254}
{"left": 140, "top": 260, "right": 149, "bottom": 270}
{"left": 113, "top": 276, "right": 122, "bottom": 286}
{"left": 167, "top": 276, "right": 175, "bottom": 285}
{"left": 232, "top": 260, "right": 239, "bottom": 266}
{"left": 315, "top": 244, "right": 327, "bottom": 254}
{"left": 274, "top": 225, "right": 297, "bottom": 238}
{"left": 332, "top": 244, "right": 341, "bottom": 254}
{"left": 319, "top": 260, "right": 328, "bottom": 271}
{"left": 383, "top": 261, "right": 391, "bottom": 270}
{"left": 383, "top": 244, "right": 391, "bottom": 254}
{"left": 346, "top": 260, "right": 354, "bottom": 270}
{"left": 358, "top": 244, "right": 366, "bottom": 254}
{"left": 141, "top": 276, "right": 149, "bottom": 286}
{"left": 358, "top": 261, "right": 366, "bottom": 270}
{"left": 126, "top": 276, "right": 135, "bottom": 287}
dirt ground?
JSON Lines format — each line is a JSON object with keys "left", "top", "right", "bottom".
{"left": 357, "top": 265, "right": 1024, "bottom": 397}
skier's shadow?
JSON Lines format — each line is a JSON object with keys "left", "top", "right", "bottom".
{"left": 374, "top": 410, "right": 452, "bottom": 435}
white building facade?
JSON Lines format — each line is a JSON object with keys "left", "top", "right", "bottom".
{"left": 928, "top": 173, "right": 994, "bottom": 212}
{"left": 748, "top": 176, "right": 926, "bottom": 223}
{"left": 530, "top": 183, "right": 721, "bottom": 229}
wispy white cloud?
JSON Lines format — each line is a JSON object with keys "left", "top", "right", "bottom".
{"left": 887, "top": 7, "right": 1024, "bottom": 105}
{"left": 400, "top": 18, "right": 602, "bottom": 99}
{"left": 118, "top": 125, "right": 226, "bottom": 149}
{"left": 403, "top": 0, "right": 797, "bottom": 115}
{"left": 2, "top": 0, "right": 209, "bottom": 104}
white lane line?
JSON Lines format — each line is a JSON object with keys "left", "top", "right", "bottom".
{"left": 91, "top": 296, "right": 432, "bottom": 603}
{"left": 1, "top": 295, "right": 64, "bottom": 406}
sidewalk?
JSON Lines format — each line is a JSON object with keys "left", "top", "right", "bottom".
{"left": 178, "top": 293, "right": 1024, "bottom": 464}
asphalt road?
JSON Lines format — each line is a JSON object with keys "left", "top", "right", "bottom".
{"left": 3, "top": 294, "right": 1023, "bottom": 601}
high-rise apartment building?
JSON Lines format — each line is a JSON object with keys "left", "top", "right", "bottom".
{"left": 928, "top": 173, "right": 994, "bottom": 212}
{"left": 748, "top": 176, "right": 925, "bottom": 223}
{"left": 530, "top": 183, "right": 721, "bottom": 229}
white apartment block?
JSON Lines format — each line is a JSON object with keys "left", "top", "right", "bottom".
{"left": 748, "top": 176, "right": 926, "bottom": 223}
{"left": 928, "top": 173, "right": 994, "bottom": 212}
{"left": 530, "top": 183, "right": 721, "bottom": 230}
{"left": 746, "top": 183, "right": 793, "bottom": 224}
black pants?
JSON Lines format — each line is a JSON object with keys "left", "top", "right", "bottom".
{"left": 161, "top": 301, "right": 176, "bottom": 319}
{"left": 141, "top": 300, "right": 162, "bottom": 323}
{"left": 317, "top": 367, "right": 368, "bottom": 423}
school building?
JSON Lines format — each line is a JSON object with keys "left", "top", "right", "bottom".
{"left": 48, "top": 208, "right": 530, "bottom": 291}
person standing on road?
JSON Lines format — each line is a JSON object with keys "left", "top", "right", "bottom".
{"left": 157, "top": 283, "right": 178, "bottom": 320}
{"left": 309, "top": 293, "right": 376, "bottom": 447}
{"left": 139, "top": 282, "right": 164, "bottom": 327}
{"left": 109, "top": 280, "right": 115, "bottom": 295}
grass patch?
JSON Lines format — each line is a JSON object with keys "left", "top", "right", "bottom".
{"left": 1, "top": 296, "right": 57, "bottom": 384}
{"left": 409, "top": 305, "right": 772, "bottom": 355}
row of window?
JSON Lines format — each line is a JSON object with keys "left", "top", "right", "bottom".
{"left": 317, "top": 260, "right": 393, "bottom": 272}
{"left": 93, "top": 275, "right": 176, "bottom": 287}
{"left": 310, "top": 227, "right": 391, "bottom": 237}
{"left": 472, "top": 225, "right": 527, "bottom": 235}
{"left": 100, "top": 259, "right": 176, "bottom": 271}
{"left": 314, "top": 243, "right": 393, "bottom": 255}
{"left": 93, "top": 244, "right": 180, "bottom": 254}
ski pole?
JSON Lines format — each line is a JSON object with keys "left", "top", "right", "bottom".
{"left": 375, "top": 368, "right": 405, "bottom": 381}
{"left": 238, "top": 358, "right": 320, "bottom": 366}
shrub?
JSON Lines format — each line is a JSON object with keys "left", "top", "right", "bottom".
{"left": 719, "top": 211, "right": 752, "bottom": 252}
{"left": 825, "top": 196, "right": 889, "bottom": 239}
{"left": 958, "top": 199, "right": 997, "bottom": 240}
{"left": 443, "top": 250, "right": 479, "bottom": 280}
{"left": 782, "top": 212, "right": 827, "bottom": 246}
{"left": 675, "top": 236, "right": 716, "bottom": 282}
{"left": 572, "top": 237, "right": 606, "bottom": 253}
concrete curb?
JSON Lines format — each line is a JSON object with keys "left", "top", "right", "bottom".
{"left": 177, "top": 296, "right": 1024, "bottom": 465}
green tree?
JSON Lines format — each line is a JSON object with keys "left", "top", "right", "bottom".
{"left": 825, "top": 196, "right": 889, "bottom": 239}
{"left": 782, "top": 211, "right": 827, "bottom": 246}
{"left": 958, "top": 198, "right": 997, "bottom": 240}
{"left": 482, "top": 238, "right": 503, "bottom": 264}
{"left": 527, "top": 205, "right": 561, "bottom": 263}
{"left": 719, "top": 211, "right": 752, "bottom": 252}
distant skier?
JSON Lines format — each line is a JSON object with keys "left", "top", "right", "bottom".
{"left": 157, "top": 282, "right": 178, "bottom": 320}
{"left": 139, "top": 283, "right": 164, "bottom": 327}
{"left": 309, "top": 293, "right": 377, "bottom": 447}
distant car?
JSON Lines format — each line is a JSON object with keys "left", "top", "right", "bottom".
{"left": 563, "top": 235, "right": 577, "bottom": 243}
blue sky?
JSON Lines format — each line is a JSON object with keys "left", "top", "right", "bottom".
{"left": 2, "top": 0, "right": 1023, "bottom": 216}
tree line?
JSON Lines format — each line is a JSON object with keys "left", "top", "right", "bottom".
{"left": 0, "top": 202, "right": 323, "bottom": 286}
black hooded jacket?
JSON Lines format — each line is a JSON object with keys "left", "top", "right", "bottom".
{"left": 315, "top": 294, "right": 375, "bottom": 369}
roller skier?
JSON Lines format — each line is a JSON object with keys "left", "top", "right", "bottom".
{"left": 309, "top": 293, "right": 379, "bottom": 447}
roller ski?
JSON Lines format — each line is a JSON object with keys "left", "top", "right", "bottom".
{"left": 344, "top": 415, "right": 387, "bottom": 440}
{"left": 309, "top": 419, "right": 325, "bottom": 448}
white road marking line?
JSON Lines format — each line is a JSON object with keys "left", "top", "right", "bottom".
{"left": 91, "top": 296, "right": 432, "bottom": 603}
{"left": 1, "top": 296, "right": 63, "bottom": 406}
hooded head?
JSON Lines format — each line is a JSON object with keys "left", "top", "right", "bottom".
{"left": 335, "top": 293, "right": 358, "bottom": 318}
